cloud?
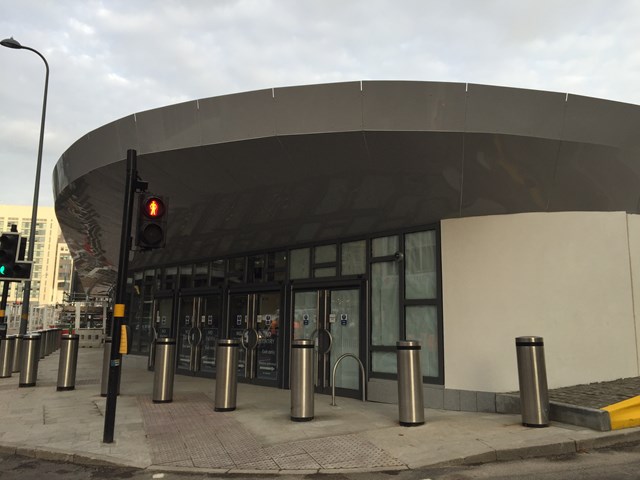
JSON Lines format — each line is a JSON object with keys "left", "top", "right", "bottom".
{"left": 2, "top": 0, "right": 640, "bottom": 207}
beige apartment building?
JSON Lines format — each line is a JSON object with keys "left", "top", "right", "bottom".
{"left": 0, "top": 205, "right": 72, "bottom": 307}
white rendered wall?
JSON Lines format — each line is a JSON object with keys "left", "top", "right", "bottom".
{"left": 441, "top": 211, "right": 640, "bottom": 393}
{"left": 624, "top": 214, "right": 640, "bottom": 375}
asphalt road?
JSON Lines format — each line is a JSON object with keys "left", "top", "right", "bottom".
{"left": 1, "top": 441, "right": 639, "bottom": 480}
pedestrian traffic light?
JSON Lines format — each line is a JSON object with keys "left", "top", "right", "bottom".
{"left": 0, "top": 231, "right": 19, "bottom": 277}
{"left": 0, "top": 231, "right": 32, "bottom": 281}
{"left": 135, "top": 193, "right": 167, "bottom": 249}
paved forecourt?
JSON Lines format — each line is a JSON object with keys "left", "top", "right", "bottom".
{"left": 0, "top": 346, "right": 639, "bottom": 475}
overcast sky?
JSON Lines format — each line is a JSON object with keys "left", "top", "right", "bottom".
{"left": 1, "top": 0, "right": 639, "bottom": 208}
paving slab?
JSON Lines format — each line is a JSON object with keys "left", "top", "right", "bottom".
{"left": 0, "top": 345, "right": 639, "bottom": 475}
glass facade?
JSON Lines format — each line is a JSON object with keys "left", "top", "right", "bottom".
{"left": 126, "top": 223, "right": 442, "bottom": 386}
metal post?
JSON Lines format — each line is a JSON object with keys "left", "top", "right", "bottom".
{"left": 19, "top": 333, "right": 41, "bottom": 387}
{"left": 57, "top": 334, "right": 79, "bottom": 391}
{"left": 152, "top": 338, "right": 176, "bottom": 403}
{"left": 12, "top": 334, "right": 23, "bottom": 373}
{"left": 0, "top": 335, "right": 15, "bottom": 378}
{"left": 103, "top": 150, "right": 137, "bottom": 444}
{"left": 0, "top": 282, "right": 9, "bottom": 331}
{"left": 516, "top": 336, "right": 549, "bottom": 427}
{"left": 396, "top": 340, "right": 425, "bottom": 426}
{"left": 214, "top": 339, "right": 239, "bottom": 411}
{"left": 290, "top": 339, "right": 314, "bottom": 421}
{"left": 16, "top": 44, "right": 49, "bottom": 336}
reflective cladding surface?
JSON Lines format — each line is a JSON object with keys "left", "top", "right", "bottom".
{"left": 53, "top": 81, "right": 640, "bottom": 294}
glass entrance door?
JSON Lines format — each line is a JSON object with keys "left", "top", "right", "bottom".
{"left": 177, "top": 294, "right": 222, "bottom": 377}
{"left": 228, "top": 291, "right": 281, "bottom": 386}
{"left": 293, "top": 287, "right": 362, "bottom": 398}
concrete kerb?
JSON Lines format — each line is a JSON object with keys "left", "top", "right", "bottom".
{"left": 496, "top": 393, "right": 612, "bottom": 431}
{"left": 2, "top": 428, "right": 640, "bottom": 474}
{"left": 0, "top": 441, "right": 143, "bottom": 469}
{"left": 396, "top": 428, "right": 640, "bottom": 472}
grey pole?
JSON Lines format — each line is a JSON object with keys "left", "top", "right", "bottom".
{"left": 0, "top": 37, "right": 49, "bottom": 336}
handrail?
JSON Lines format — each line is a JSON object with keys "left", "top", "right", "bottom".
{"left": 331, "top": 353, "right": 366, "bottom": 406}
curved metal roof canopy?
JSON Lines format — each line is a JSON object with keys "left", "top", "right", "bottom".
{"left": 53, "top": 81, "right": 640, "bottom": 294}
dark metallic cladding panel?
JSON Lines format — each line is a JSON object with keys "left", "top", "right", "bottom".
{"left": 549, "top": 142, "right": 640, "bottom": 213}
{"left": 273, "top": 82, "right": 362, "bottom": 134}
{"left": 55, "top": 164, "right": 127, "bottom": 293}
{"left": 362, "top": 131, "right": 463, "bottom": 222}
{"left": 362, "top": 81, "right": 466, "bottom": 131}
{"left": 198, "top": 89, "right": 276, "bottom": 144}
{"left": 135, "top": 100, "right": 201, "bottom": 153}
{"left": 466, "top": 84, "right": 566, "bottom": 139}
{"left": 53, "top": 115, "right": 137, "bottom": 198}
{"left": 460, "top": 133, "right": 558, "bottom": 217}
{"left": 563, "top": 94, "right": 640, "bottom": 148}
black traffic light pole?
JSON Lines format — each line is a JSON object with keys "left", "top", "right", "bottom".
{"left": 103, "top": 149, "right": 138, "bottom": 444}
{"left": 0, "top": 282, "right": 8, "bottom": 329}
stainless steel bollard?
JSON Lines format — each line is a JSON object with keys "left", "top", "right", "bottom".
{"left": 101, "top": 337, "right": 120, "bottom": 396}
{"left": 57, "top": 334, "right": 79, "bottom": 391}
{"left": 290, "top": 339, "right": 314, "bottom": 421}
{"left": 397, "top": 340, "right": 425, "bottom": 426}
{"left": 19, "top": 334, "right": 41, "bottom": 387}
{"left": 12, "top": 334, "right": 23, "bottom": 373}
{"left": 48, "top": 329, "right": 56, "bottom": 355}
{"left": 0, "top": 336, "right": 15, "bottom": 378}
{"left": 516, "top": 336, "right": 549, "bottom": 427}
{"left": 55, "top": 328, "right": 62, "bottom": 350}
{"left": 214, "top": 339, "right": 239, "bottom": 412}
{"left": 41, "top": 330, "right": 48, "bottom": 357}
{"left": 45, "top": 329, "right": 54, "bottom": 356}
{"left": 152, "top": 338, "right": 176, "bottom": 403}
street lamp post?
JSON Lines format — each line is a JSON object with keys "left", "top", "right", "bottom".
{"left": 1, "top": 37, "right": 49, "bottom": 335}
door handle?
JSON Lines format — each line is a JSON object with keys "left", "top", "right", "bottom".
{"left": 194, "top": 327, "right": 203, "bottom": 346}
{"left": 240, "top": 328, "right": 250, "bottom": 350}
{"left": 317, "top": 328, "right": 333, "bottom": 355}
{"left": 187, "top": 327, "right": 197, "bottom": 347}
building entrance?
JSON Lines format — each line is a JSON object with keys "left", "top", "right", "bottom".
{"left": 176, "top": 293, "right": 222, "bottom": 377}
{"left": 292, "top": 285, "right": 364, "bottom": 399}
{"left": 228, "top": 291, "right": 281, "bottom": 386}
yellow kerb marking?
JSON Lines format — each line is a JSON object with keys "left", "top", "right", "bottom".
{"left": 602, "top": 395, "right": 640, "bottom": 430}
{"left": 114, "top": 304, "right": 125, "bottom": 317}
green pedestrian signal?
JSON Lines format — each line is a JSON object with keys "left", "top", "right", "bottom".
{"left": 0, "top": 231, "right": 32, "bottom": 282}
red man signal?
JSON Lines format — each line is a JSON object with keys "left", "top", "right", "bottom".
{"left": 136, "top": 194, "right": 167, "bottom": 249}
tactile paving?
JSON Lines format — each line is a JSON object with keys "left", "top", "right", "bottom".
{"left": 138, "top": 392, "right": 404, "bottom": 471}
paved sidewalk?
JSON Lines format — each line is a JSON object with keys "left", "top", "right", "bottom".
{"left": 0, "top": 347, "right": 639, "bottom": 475}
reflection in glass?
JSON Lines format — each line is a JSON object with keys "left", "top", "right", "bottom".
{"left": 162, "top": 267, "right": 177, "bottom": 290}
{"left": 372, "top": 351, "right": 397, "bottom": 374}
{"left": 314, "top": 267, "right": 336, "bottom": 278}
{"left": 194, "top": 263, "right": 209, "bottom": 288}
{"left": 330, "top": 289, "right": 359, "bottom": 390}
{"left": 293, "top": 291, "right": 318, "bottom": 340}
{"left": 315, "top": 244, "right": 336, "bottom": 263}
{"left": 372, "top": 236, "right": 398, "bottom": 257}
{"left": 405, "top": 231, "right": 437, "bottom": 299}
{"left": 406, "top": 305, "right": 439, "bottom": 378}
{"left": 290, "top": 248, "right": 310, "bottom": 279}
{"left": 341, "top": 240, "right": 366, "bottom": 275}
{"left": 210, "top": 260, "right": 225, "bottom": 286}
{"left": 371, "top": 261, "right": 399, "bottom": 346}
{"left": 179, "top": 265, "right": 193, "bottom": 289}
{"left": 256, "top": 292, "right": 280, "bottom": 381}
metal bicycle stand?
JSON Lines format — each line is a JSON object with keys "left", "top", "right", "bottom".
{"left": 331, "top": 353, "right": 366, "bottom": 406}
